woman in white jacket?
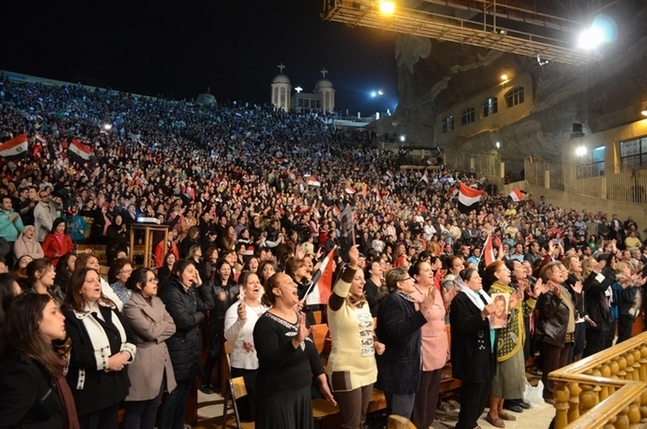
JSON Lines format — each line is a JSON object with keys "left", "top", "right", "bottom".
{"left": 224, "top": 271, "right": 268, "bottom": 421}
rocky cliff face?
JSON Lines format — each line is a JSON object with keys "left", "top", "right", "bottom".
{"left": 375, "top": 0, "right": 647, "bottom": 169}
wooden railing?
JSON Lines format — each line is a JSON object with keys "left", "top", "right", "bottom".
{"left": 548, "top": 331, "right": 647, "bottom": 429}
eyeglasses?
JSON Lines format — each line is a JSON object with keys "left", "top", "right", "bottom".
{"left": 400, "top": 277, "right": 414, "bottom": 282}
{"left": 147, "top": 277, "right": 159, "bottom": 283}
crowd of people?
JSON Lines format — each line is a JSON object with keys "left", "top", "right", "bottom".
{"left": 1, "top": 74, "right": 647, "bottom": 429}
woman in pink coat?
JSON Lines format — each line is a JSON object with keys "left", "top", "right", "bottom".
{"left": 410, "top": 259, "right": 449, "bottom": 429}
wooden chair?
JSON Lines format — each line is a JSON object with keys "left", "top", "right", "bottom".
{"left": 312, "top": 397, "right": 340, "bottom": 429}
{"left": 387, "top": 414, "right": 417, "bottom": 429}
{"left": 221, "top": 376, "right": 254, "bottom": 429}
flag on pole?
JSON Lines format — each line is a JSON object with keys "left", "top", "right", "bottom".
{"left": 345, "top": 185, "right": 356, "bottom": 195}
{"left": 35, "top": 133, "right": 47, "bottom": 144}
{"left": 457, "top": 181, "right": 484, "bottom": 212}
{"left": 483, "top": 232, "right": 495, "bottom": 266}
{"left": 68, "top": 139, "right": 93, "bottom": 161}
{"left": 386, "top": 169, "right": 393, "bottom": 178}
{"left": 305, "top": 248, "right": 335, "bottom": 305}
{"left": 421, "top": 172, "right": 429, "bottom": 184}
{"left": 509, "top": 188, "right": 527, "bottom": 202}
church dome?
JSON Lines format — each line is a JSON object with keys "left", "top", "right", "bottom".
{"left": 272, "top": 74, "right": 291, "bottom": 84}
{"left": 315, "top": 79, "right": 333, "bottom": 90}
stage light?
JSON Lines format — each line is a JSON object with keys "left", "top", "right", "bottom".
{"left": 500, "top": 74, "right": 508, "bottom": 81}
{"left": 378, "top": 90, "right": 384, "bottom": 95}
{"left": 379, "top": 1, "right": 395, "bottom": 15}
{"left": 400, "top": 135, "right": 406, "bottom": 142}
{"left": 371, "top": 91, "right": 377, "bottom": 98}
{"left": 495, "top": 141, "right": 501, "bottom": 149}
{"left": 577, "top": 15, "right": 617, "bottom": 51}
{"left": 576, "top": 146, "right": 587, "bottom": 157}
{"left": 102, "top": 123, "right": 112, "bottom": 131}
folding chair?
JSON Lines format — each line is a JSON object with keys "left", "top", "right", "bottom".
{"left": 220, "top": 376, "right": 254, "bottom": 429}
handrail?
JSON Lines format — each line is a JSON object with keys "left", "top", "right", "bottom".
{"left": 548, "top": 331, "right": 647, "bottom": 429}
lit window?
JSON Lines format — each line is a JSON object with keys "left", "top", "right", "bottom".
{"left": 442, "top": 115, "right": 454, "bottom": 133}
{"left": 505, "top": 87, "right": 525, "bottom": 107}
{"left": 461, "top": 107, "right": 475, "bottom": 126}
{"left": 482, "top": 97, "right": 498, "bottom": 117}
{"left": 620, "top": 137, "right": 647, "bottom": 170}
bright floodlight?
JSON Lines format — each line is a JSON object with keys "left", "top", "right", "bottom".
{"left": 400, "top": 135, "right": 406, "bottom": 142}
{"left": 576, "top": 146, "right": 587, "bottom": 156}
{"left": 577, "top": 15, "right": 617, "bottom": 51}
{"left": 379, "top": 1, "right": 395, "bottom": 14}
{"left": 378, "top": 90, "right": 384, "bottom": 96}
{"left": 371, "top": 91, "right": 377, "bottom": 98}
{"left": 500, "top": 74, "right": 508, "bottom": 81}
{"left": 495, "top": 141, "right": 501, "bottom": 149}
{"left": 103, "top": 123, "right": 112, "bottom": 131}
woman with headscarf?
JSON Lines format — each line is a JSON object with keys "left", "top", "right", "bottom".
{"left": 450, "top": 268, "right": 497, "bottom": 429}
{"left": 375, "top": 267, "right": 433, "bottom": 421}
{"left": 13, "top": 225, "right": 45, "bottom": 260}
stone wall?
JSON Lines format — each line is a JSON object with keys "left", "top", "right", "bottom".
{"left": 375, "top": 0, "right": 647, "bottom": 176}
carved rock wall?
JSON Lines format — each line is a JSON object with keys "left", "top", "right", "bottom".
{"left": 376, "top": 0, "right": 647, "bottom": 171}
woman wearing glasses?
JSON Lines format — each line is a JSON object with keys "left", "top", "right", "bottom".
{"left": 122, "top": 268, "right": 177, "bottom": 429}
{"left": 375, "top": 267, "right": 434, "bottom": 421}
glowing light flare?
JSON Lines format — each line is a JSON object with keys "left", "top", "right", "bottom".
{"left": 577, "top": 15, "right": 617, "bottom": 51}
{"left": 379, "top": 1, "right": 395, "bottom": 15}
{"left": 400, "top": 135, "right": 406, "bottom": 142}
{"left": 500, "top": 74, "right": 508, "bottom": 81}
{"left": 576, "top": 146, "right": 587, "bottom": 157}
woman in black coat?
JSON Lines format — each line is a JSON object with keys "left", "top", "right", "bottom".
{"left": 375, "top": 267, "right": 433, "bottom": 420}
{"left": 64, "top": 267, "right": 137, "bottom": 429}
{"left": 158, "top": 259, "right": 214, "bottom": 429}
{"left": 450, "top": 268, "right": 497, "bottom": 429}
{"left": 0, "top": 293, "right": 79, "bottom": 429}
{"left": 199, "top": 259, "right": 238, "bottom": 393}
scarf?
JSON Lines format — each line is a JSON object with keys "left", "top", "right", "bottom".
{"left": 55, "top": 375, "right": 80, "bottom": 429}
{"left": 454, "top": 276, "right": 495, "bottom": 352}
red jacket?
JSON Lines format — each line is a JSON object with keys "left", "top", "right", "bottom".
{"left": 153, "top": 240, "right": 180, "bottom": 268}
{"left": 42, "top": 232, "right": 74, "bottom": 266}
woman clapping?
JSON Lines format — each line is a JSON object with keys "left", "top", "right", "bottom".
{"left": 63, "top": 267, "right": 137, "bottom": 429}
{"left": 253, "top": 272, "right": 336, "bottom": 429}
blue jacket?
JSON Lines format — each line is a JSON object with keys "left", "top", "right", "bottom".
{"left": 0, "top": 208, "right": 24, "bottom": 242}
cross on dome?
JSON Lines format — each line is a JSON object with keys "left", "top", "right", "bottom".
{"left": 320, "top": 68, "right": 328, "bottom": 78}
{"left": 277, "top": 63, "right": 286, "bottom": 73}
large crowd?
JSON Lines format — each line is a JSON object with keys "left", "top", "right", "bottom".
{"left": 1, "top": 74, "right": 646, "bottom": 429}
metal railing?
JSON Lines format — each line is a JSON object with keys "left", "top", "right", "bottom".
{"left": 524, "top": 157, "right": 647, "bottom": 203}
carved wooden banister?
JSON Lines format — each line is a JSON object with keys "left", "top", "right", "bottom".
{"left": 548, "top": 331, "right": 647, "bottom": 429}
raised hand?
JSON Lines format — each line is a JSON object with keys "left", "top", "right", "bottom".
{"left": 482, "top": 303, "right": 497, "bottom": 317}
{"left": 294, "top": 312, "right": 309, "bottom": 346}
{"left": 237, "top": 301, "right": 247, "bottom": 321}
{"left": 348, "top": 245, "right": 360, "bottom": 267}
{"left": 572, "top": 280, "right": 583, "bottom": 294}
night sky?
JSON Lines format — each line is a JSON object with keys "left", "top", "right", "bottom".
{"left": 0, "top": 1, "right": 400, "bottom": 115}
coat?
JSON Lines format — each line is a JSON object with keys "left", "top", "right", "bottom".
{"left": 0, "top": 355, "right": 65, "bottom": 429}
{"left": 64, "top": 304, "right": 136, "bottom": 416}
{"left": 123, "top": 292, "right": 178, "bottom": 401}
{"left": 449, "top": 292, "right": 496, "bottom": 383}
{"left": 375, "top": 292, "right": 427, "bottom": 394}
{"left": 42, "top": 232, "right": 74, "bottom": 266}
{"left": 159, "top": 276, "right": 214, "bottom": 382}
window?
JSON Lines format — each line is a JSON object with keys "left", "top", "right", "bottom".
{"left": 505, "top": 87, "right": 525, "bottom": 107}
{"left": 620, "top": 136, "right": 647, "bottom": 170}
{"left": 461, "top": 107, "right": 475, "bottom": 126}
{"left": 482, "top": 97, "right": 498, "bottom": 117}
{"left": 442, "top": 115, "right": 454, "bottom": 133}
{"left": 577, "top": 146, "right": 605, "bottom": 179}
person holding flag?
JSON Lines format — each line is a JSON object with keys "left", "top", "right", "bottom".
{"left": 327, "top": 245, "right": 385, "bottom": 429}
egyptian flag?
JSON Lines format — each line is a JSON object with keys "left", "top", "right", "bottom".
{"left": 0, "top": 134, "right": 28, "bottom": 159}
{"left": 68, "top": 139, "right": 92, "bottom": 162}
{"left": 345, "top": 185, "right": 356, "bottom": 195}
{"left": 305, "top": 247, "right": 335, "bottom": 305}
{"left": 457, "top": 181, "right": 484, "bottom": 212}
{"left": 307, "top": 177, "right": 321, "bottom": 187}
{"left": 482, "top": 232, "right": 495, "bottom": 266}
{"left": 509, "top": 188, "right": 527, "bottom": 202}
